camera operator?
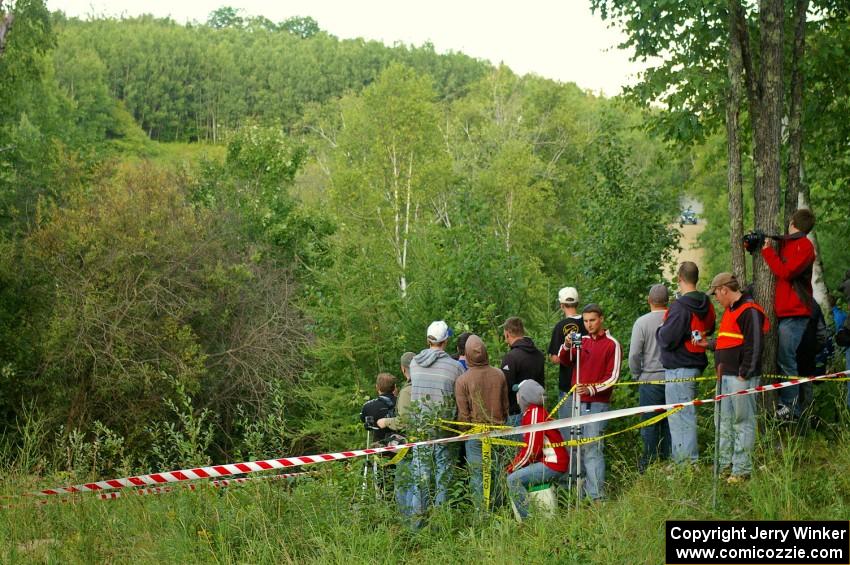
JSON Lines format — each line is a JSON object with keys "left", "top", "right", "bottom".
{"left": 360, "top": 373, "right": 398, "bottom": 445}
{"left": 359, "top": 373, "right": 399, "bottom": 497}
{"left": 760, "top": 209, "right": 816, "bottom": 420}
{"left": 557, "top": 303, "right": 621, "bottom": 501}
{"left": 375, "top": 352, "right": 416, "bottom": 519}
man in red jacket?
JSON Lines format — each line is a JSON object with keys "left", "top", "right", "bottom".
{"left": 761, "top": 208, "right": 816, "bottom": 419}
{"left": 557, "top": 303, "right": 621, "bottom": 500}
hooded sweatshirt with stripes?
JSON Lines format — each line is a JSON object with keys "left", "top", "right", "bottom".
{"left": 557, "top": 329, "right": 621, "bottom": 403}
{"left": 508, "top": 403, "right": 568, "bottom": 474}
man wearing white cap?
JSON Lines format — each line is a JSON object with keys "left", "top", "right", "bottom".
{"left": 548, "top": 287, "right": 586, "bottom": 420}
{"left": 408, "top": 320, "right": 465, "bottom": 525}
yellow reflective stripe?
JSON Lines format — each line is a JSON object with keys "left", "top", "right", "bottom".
{"left": 717, "top": 331, "right": 744, "bottom": 339}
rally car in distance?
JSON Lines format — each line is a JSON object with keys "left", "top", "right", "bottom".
{"left": 680, "top": 207, "right": 698, "bottom": 226}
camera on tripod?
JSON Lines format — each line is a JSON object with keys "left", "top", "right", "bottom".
{"left": 361, "top": 415, "right": 379, "bottom": 430}
{"left": 742, "top": 229, "right": 780, "bottom": 255}
{"left": 567, "top": 331, "right": 582, "bottom": 349}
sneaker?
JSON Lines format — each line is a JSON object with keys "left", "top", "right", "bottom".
{"left": 775, "top": 404, "right": 791, "bottom": 420}
{"left": 726, "top": 474, "right": 749, "bottom": 484}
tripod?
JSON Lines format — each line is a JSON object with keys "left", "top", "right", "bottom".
{"left": 359, "top": 429, "right": 380, "bottom": 501}
{"left": 567, "top": 336, "right": 583, "bottom": 509}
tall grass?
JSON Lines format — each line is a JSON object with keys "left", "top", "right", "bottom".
{"left": 3, "top": 409, "right": 850, "bottom": 564}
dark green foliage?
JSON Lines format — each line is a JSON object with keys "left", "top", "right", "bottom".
{"left": 279, "top": 16, "right": 320, "bottom": 38}
{"left": 589, "top": 0, "right": 728, "bottom": 144}
{"left": 575, "top": 109, "right": 680, "bottom": 334}
{"left": 50, "top": 14, "right": 490, "bottom": 142}
{"left": 22, "top": 164, "right": 309, "bottom": 451}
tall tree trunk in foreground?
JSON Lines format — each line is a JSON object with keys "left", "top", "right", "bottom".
{"left": 784, "top": 0, "right": 808, "bottom": 229}
{"left": 752, "top": 0, "right": 784, "bottom": 373}
{"left": 726, "top": 0, "right": 747, "bottom": 284}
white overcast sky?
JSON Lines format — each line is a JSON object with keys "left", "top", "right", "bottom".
{"left": 47, "top": 0, "right": 647, "bottom": 96}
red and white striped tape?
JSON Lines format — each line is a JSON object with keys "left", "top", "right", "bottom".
{"left": 36, "top": 441, "right": 429, "bottom": 496}
{"left": 2, "top": 472, "right": 311, "bottom": 509}
{"left": 33, "top": 370, "right": 849, "bottom": 498}
{"left": 97, "top": 471, "right": 310, "bottom": 500}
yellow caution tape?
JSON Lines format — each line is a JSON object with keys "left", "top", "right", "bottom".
{"left": 438, "top": 420, "right": 512, "bottom": 430}
{"left": 612, "top": 376, "right": 717, "bottom": 387}
{"left": 548, "top": 384, "right": 578, "bottom": 419}
{"left": 488, "top": 437, "right": 526, "bottom": 447}
{"left": 549, "top": 406, "right": 682, "bottom": 448}
{"left": 764, "top": 374, "right": 850, "bottom": 381}
{"left": 378, "top": 447, "right": 408, "bottom": 467}
{"left": 482, "top": 438, "right": 492, "bottom": 510}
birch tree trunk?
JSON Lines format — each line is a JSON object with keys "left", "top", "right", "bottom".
{"left": 0, "top": 10, "right": 13, "bottom": 58}
{"left": 784, "top": 0, "right": 808, "bottom": 228}
{"left": 798, "top": 187, "right": 830, "bottom": 313}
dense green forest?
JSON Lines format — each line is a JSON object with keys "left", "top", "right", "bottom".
{"left": 1, "top": 4, "right": 689, "bottom": 462}
{"left": 2, "top": 1, "right": 850, "bottom": 562}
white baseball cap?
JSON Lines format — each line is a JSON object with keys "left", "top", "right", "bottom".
{"left": 426, "top": 320, "right": 452, "bottom": 343}
{"left": 558, "top": 287, "right": 579, "bottom": 304}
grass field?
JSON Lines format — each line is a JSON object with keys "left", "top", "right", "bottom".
{"left": 3, "top": 411, "right": 850, "bottom": 564}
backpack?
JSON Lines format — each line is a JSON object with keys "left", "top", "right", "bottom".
{"left": 664, "top": 302, "right": 715, "bottom": 353}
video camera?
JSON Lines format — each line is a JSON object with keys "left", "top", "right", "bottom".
{"left": 361, "top": 415, "right": 380, "bottom": 430}
{"left": 566, "top": 331, "right": 582, "bottom": 349}
{"left": 742, "top": 229, "right": 780, "bottom": 255}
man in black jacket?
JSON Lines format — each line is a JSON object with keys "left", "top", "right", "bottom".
{"left": 548, "top": 287, "right": 587, "bottom": 420}
{"left": 501, "top": 317, "right": 545, "bottom": 427}
{"left": 656, "top": 262, "right": 716, "bottom": 465}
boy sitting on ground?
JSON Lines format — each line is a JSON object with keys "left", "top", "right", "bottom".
{"left": 506, "top": 379, "right": 569, "bottom": 520}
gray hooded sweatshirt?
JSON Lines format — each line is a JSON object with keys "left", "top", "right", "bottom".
{"left": 410, "top": 347, "right": 465, "bottom": 420}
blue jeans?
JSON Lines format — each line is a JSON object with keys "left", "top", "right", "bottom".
{"left": 466, "top": 439, "right": 484, "bottom": 503}
{"left": 639, "top": 381, "right": 670, "bottom": 471}
{"left": 465, "top": 439, "right": 504, "bottom": 507}
{"left": 665, "top": 367, "right": 700, "bottom": 463}
{"left": 465, "top": 439, "right": 489, "bottom": 506}
{"left": 409, "top": 444, "right": 453, "bottom": 519}
{"left": 394, "top": 458, "right": 415, "bottom": 518}
{"left": 507, "top": 462, "right": 562, "bottom": 519}
{"left": 504, "top": 412, "right": 523, "bottom": 444}
{"left": 716, "top": 375, "right": 758, "bottom": 476}
{"left": 563, "top": 396, "right": 608, "bottom": 500}
{"left": 777, "top": 316, "right": 809, "bottom": 412}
